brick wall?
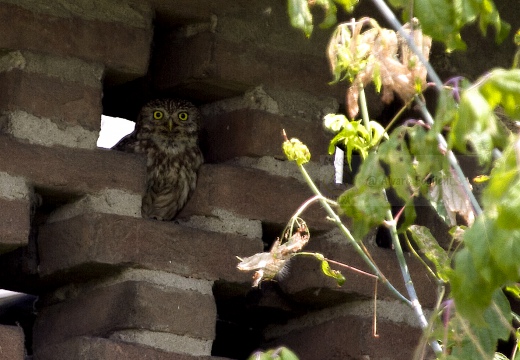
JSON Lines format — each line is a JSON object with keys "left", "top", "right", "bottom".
{"left": 0, "top": 0, "right": 518, "bottom": 359}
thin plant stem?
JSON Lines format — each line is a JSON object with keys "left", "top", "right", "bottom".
{"left": 297, "top": 163, "right": 411, "bottom": 305}
{"left": 297, "top": 252, "right": 379, "bottom": 279}
{"left": 359, "top": 84, "right": 443, "bottom": 353}
{"left": 384, "top": 209, "right": 443, "bottom": 355}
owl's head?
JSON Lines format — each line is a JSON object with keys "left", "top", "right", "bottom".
{"left": 136, "top": 98, "right": 201, "bottom": 143}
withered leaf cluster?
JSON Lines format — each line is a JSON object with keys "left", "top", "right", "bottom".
{"left": 237, "top": 221, "right": 310, "bottom": 287}
{"left": 328, "top": 18, "right": 432, "bottom": 119}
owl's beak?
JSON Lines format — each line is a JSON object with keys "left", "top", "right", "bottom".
{"left": 168, "top": 118, "right": 173, "bottom": 131}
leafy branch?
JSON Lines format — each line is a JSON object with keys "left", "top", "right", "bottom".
{"left": 239, "top": 0, "right": 520, "bottom": 359}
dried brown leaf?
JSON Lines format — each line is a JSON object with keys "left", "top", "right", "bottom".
{"left": 430, "top": 169, "right": 476, "bottom": 226}
{"left": 237, "top": 221, "right": 310, "bottom": 287}
{"left": 328, "top": 18, "right": 432, "bottom": 117}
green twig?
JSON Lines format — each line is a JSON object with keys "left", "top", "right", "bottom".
{"left": 385, "top": 208, "right": 443, "bottom": 354}
{"left": 297, "top": 164, "right": 411, "bottom": 305}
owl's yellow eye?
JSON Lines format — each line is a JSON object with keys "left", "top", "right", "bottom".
{"left": 178, "top": 112, "right": 189, "bottom": 121}
{"left": 153, "top": 110, "right": 163, "bottom": 120}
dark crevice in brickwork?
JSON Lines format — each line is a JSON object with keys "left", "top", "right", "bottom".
{"left": 212, "top": 281, "right": 295, "bottom": 359}
{"left": 0, "top": 293, "right": 37, "bottom": 356}
{"left": 260, "top": 222, "right": 285, "bottom": 252}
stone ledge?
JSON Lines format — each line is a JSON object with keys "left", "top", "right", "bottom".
{"left": 276, "top": 229, "right": 438, "bottom": 309}
{"left": 0, "top": 198, "right": 30, "bottom": 254}
{"left": 265, "top": 307, "right": 432, "bottom": 360}
{"left": 110, "top": 330, "right": 213, "bottom": 357}
{"left": 34, "top": 336, "right": 231, "bottom": 360}
{"left": 0, "top": 111, "right": 99, "bottom": 149}
{"left": 0, "top": 1, "right": 152, "bottom": 83}
{"left": 200, "top": 109, "right": 332, "bottom": 163}
{"left": 33, "top": 280, "right": 217, "bottom": 350}
{"left": 0, "top": 67, "right": 102, "bottom": 134}
{"left": 0, "top": 135, "right": 146, "bottom": 196}
{"left": 0, "top": 325, "right": 24, "bottom": 359}
{"left": 37, "top": 213, "right": 262, "bottom": 283}
{"left": 179, "top": 164, "right": 338, "bottom": 232}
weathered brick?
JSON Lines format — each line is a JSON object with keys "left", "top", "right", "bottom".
{"left": 266, "top": 311, "right": 432, "bottom": 360}
{"left": 201, "top": 109, "right": 331, "bottom": 163}
{"left": 154, "top": 31, "right": 343, "bottom": 102}
{"left": 0, "top": 69, "right": 102, "bottom": 132}
{"left": 0, "top": 198, "right": 30, "bottom": 254}
{"left": 33, "top": 280, "right": 216, "bottom": 349}
{"left": 276, "top": 232, "right": 438, "bottom": 309}
{"left": 37, "top": 213, "right": 262, "bottom": 283}
{"left": 180, "top": 164, "right": 338, "bottom": 231}
{"left": 0, "top": 135, "right": 146, "bottom": 196}
{"left": 34, "top": 336, "right": 230, "bottom": 360}
{"left": 0, "top": 325, "right": 24, "bottom": 359}
{"left": 0, "top": 1, "right": 153, "bottom": 82}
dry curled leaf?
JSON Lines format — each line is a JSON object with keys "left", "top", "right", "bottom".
{"left": 237, "top": 221, "right": 310, "bottom": 287}
{"left": 429, "top": 169, "right": 476, "bottom": 226}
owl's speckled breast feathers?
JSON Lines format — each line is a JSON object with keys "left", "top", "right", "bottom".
{"left": 113, "top": 98, "right": 203, "bottom": 220}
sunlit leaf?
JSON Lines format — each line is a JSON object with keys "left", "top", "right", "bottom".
{"left": 314, "top": 0, "right": 338, "bottom": 30}
{"left": 334, "top": 0, "right": 359, "bottom": 13}
{"left": 504, "top": 284, "right": 520, "bottom": 299}
{"left": 321, "top": 260, "right": 346, "bottom": 286}
{"left": 393, "top": 0, "right": 509, "bottom": 51}
{"left": 378, "top": 130, "right": 416, "bottom": 202}
{"left": 479, "top": 69, "right": 520, "bottom": 120}
{"left": 287, "top": 0, "right": 313, "bottom": 37}
{"left": 338, "top": 153, "right": 390, "bottom": 238}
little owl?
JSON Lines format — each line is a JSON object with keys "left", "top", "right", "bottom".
{"left": 113, "top": 98, "right": 203, "bottom": 220}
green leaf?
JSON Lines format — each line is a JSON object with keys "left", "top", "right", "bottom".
{"left": 338, "top": 184, "right": 390, "bottom": 239}
{"left": 378, "top": 130, "right": 416, "bottom": 201}
{"left": 479, "top": 69, "right": 520, "bottom": 119}
{"left": 450, "top": 215, "right": 512, "bottom": 323}
{"left": 321, "top": 260, "right": 346, "bottom": 286}
{"left": 407, "top": 124, "right": 446, "bottom": 182}
{"left": 338, "top": 152, "right": 390, "bottom": 238}
{"left": 450, "top": 290, "right": 512, "bottom": 359}
{"left": 413, "top": 0, "right": 466, "bottom": 51}
{"left": 391, "top": 0, "right": 510, "bottom": 52}
{"left": 450, "top": 86, "right": 505, "bottom": 165}
{"left": 326, "top": 117, "right": 374, "bottom": 169}
{"left": 334, "top": 0, "right": 359, "bottom": 13}
{"left": 408, "top": 225, "right": 451, "bottom": 281}
{"left": 504, "top": 284, "right": 520, "bottom": 299}
{"left": 287, "top": 0, "right": 314, "bottom": 37}
{"left": 368, "top": 120, "right": 388, "bottom": 146}
{"left": 315, "top": 0, "right": 338, "bottom": 30}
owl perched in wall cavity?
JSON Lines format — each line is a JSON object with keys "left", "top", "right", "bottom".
{"left": 113, "top": 98, "right": 203, "bottom": 220}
